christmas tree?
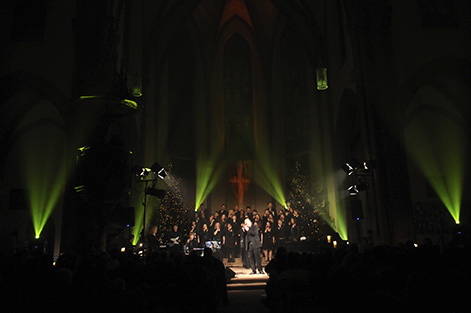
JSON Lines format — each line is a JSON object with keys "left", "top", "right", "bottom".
{"left": 287, "top": 161, "right": 327, "bottom": 239}
{"left": 154, "top": 164, "right": 192, "bottom": 243}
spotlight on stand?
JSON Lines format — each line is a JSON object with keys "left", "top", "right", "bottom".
{"left": 348, "top": 185, "right": 359, "bottom": 196}
{"left": 140, "top": 168, "right": 151, "bottom": 177}
{"left": 363, "top": 160, "right": 376, "bottom": 171}
{"left": 131, "top": 166, "right": 151, "bottom": 179}
{"left": 341, "top": 163, "right": 354, "bottom": 176}
{"left": 348, "top": 182, "right": 369, "bottom": 196}
{"left": 341, "top": 158, "right": 360, "bottom": 175}
{"left": 151, "top": 162, "right": 167, "bottom": 179}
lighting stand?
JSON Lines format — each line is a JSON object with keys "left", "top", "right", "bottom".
{"left": 140, "top": 178, "right": 157, "bottom": 250}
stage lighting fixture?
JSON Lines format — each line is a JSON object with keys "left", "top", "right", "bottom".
{"left": 316, "top": 67, "right": 328, "bottom": 90}
{"left": 342, "top": 158, "right": 360, "bottom": 175}
{"left": 138, "top": 167, "right": 151, "bottom": 177}
{"left": 363, "top": 160, "right": 376, "bottom": 170}
{"left": 74, "top": 185, "right": 86, "bottom": 193}
{"left": 132, "top": 87, "right": 143, "bottom": 98}
{"left": 151, "top": 162, "right": 167, "bottom": 179}
{"left": 341, "top": 163, "right": 354, "bottom": 175}
{"left": 348, "top": 185, "right": 359, "bottom": 196}
{"left": 121, "top": 99, "right": 139, "bottom": 110}
{"left": 145, "top": 187, "right": 166, "bottom": 198}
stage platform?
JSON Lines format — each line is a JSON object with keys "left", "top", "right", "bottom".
{"left": 222, "top": 258, "right": 270, "bottom": 313}
{"left": 224, "top": 257, "right": 269, "bottom": 290}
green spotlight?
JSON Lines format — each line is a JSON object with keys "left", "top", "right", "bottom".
{"left": 150, "top": 162, "right": 167, "bottom": 179}
{"left": 323, "top": 208, "right": 348, "bottom": 241}
{"left": 404, "top": 111, "right": 467, "bottom": 225}
{"left": 77, "top": 146, "right": 90, "bottom": 153}
{"left": 132, "top": 87, "right": 143, "bottom": 98}
{"left": 22, "top": 125, "right": 70, "bottom": 240}
{"left": 316, "top": 67, "right": 328, "bottom": 90}
{"left": 132, "top": 204, "right": 144, "bottom": 245}
{"left": 79, "top": 95, "right": 100, "bottom": 100}
{"left": 121, "top": 99, "right": 139, "bottom": 110}
{"left": 253, "top": 160, "right": 287, "bottom": 208}
{"left": 35, "top": 234, "right": 40, "bottom": 239}
{"left": 195, "top": 158, "right": 223, "bottom": 210}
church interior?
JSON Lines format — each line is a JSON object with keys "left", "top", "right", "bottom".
{"left": 1, "top": 0, "right": 470, "bottom": 258}
{"left": 0, "top": 1, "right": 470, "bottom": 311}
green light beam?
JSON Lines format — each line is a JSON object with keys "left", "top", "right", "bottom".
{"left": 405, "top": 112, "right": 468, "bottom": 223}
{"left": 195, "top": 158, "right": 223, "bottom": 210}
{"left": 132, "top": 202, "right": 145, "bottom": 245}
{"left": 21, "top": 126, "right": 69, "bottom": 238}
{"left": 317, "top": 199, "right": 348, "bottom": 241}
{"left": 253, "top": 162, "right": 287, "bottom": 208}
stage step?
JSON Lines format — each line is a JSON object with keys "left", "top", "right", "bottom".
{"left": 227, "top": 281, "right": 267, "bottom": 290}
{"left": 226, "top": 265, "right": 269, "bottom": 291}
{"left": 222, "top": 257, "right": 271, "bottom": 268}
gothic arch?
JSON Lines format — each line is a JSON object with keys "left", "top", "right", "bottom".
{"left": 398, "top": 55, "right": 471, "bottom": 124}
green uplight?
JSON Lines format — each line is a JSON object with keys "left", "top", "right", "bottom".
{"left": 195, "top": 157, "right": 223, "bottom": 211}
{"left": 318, "top": 202, "right": 348, "bottom": 241}
{"left": 252, "top": 134, "right": 287, "bottom": 207}
{"left": 316, "top": 67, "right": 328, "bottom": 91}
{"left": 79, "top": 96, "right": 139, "bottom": 110}
{"left": 77, "top": 146, "right": 90, "bottom": 153}
{"left": 253, "top": 162, "right": 287, "bottom": 208}
{"left": 121, "top": 99, "right": 139, "bottom": 110}
{"left": 132, "top": 204, "right": 145, "bottom": 245}
{"left": 35, "top": 234, "right": 40, "bottom": 239}
{"left": 22, "top": 126, "right": 69, "bottom": 240}
{"left": 132, "top": 87, "right": 143, "bottom": 98}
{"left": 336, "top": 207, "right": 348, "bottom": 241}
{"left": 79, "top": 95, "right": 100, "bottom": 100}
{"left": 405, "top": 111, "right": 468, "bottom": 224}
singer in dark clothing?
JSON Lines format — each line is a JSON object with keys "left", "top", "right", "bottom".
{"left": 243, "top": 218, "right": 264, "bottom": 274}
{"left": 224, "top": 223, "right": 237, "bottom": 262}
{"left": 240, "top": 225, "right": 249, "bottom": 268}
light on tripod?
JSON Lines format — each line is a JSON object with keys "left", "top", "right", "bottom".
{"left": 151, "top": 162, "right": 167, "bottom": 179}
{"left": 348, "top": 185, "right": 359, "bottom": 196}
{"left": 140, "top": 168, "right": 151, "bottom": 177}
{"left": 341, "top": 158, "right": 360, "bottom": 175}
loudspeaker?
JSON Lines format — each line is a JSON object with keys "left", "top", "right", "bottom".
{"left": 350, "top": 199, "right": 363, "bottom": 220}
{"left": 225, "top": 267, "right": 236, "bottom": 279}
{"left": 9, "top": 189, "right": 30, "bottom": 210}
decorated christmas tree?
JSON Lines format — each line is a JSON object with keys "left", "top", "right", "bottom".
{"left": 287, "top": 161, "right": 327, "bottom": 239}
{"left": 154, "top": 164, "right": 191, "bottom": 242}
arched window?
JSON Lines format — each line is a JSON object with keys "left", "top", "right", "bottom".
{"left": 224, "top": 33, "right": 254, "bottom": 161}
{"left": 281, "top": 22, "right": 310, "bottom": 153}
